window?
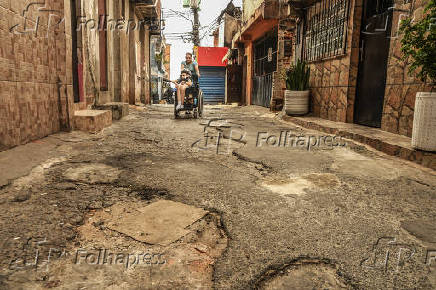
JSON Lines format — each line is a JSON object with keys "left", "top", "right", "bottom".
{"left": 303, "top": 0, "right": 350, "bottom": 62}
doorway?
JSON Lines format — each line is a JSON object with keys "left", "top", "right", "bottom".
{"left": 354, "top": 0, "right": 393, "bottom": 127}
{"left": 252, "top": 30, "right": 278, "bottom": 108}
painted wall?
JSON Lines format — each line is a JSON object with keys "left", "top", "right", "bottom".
{"left": 242, "top": 0, "right": 264, "bottom": 23}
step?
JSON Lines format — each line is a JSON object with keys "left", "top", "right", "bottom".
{"left": 94, "top": 102, "right": 129, "bottom": 120}
{"left": 282, "top": 115, "right": 436, "bottom": 170}
{"left": 73, "top": 110, "right": 112, "bottom": 133}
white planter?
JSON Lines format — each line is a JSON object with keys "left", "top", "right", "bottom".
{"left": 284, "top": 90, "right": 310, "bottom": 115}
{"left": 412, "top": 92, "right": 436, "bottom": 151}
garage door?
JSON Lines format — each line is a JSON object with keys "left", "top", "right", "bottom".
{"left": 199, "top": 66, "right": 226, "bottom": 104}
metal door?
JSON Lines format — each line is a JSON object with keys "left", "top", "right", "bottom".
{"left": 252, "top": 74, "right": 272, "bottom": 108}
{"left": 355, "top": 0, "right": 393, "bottom": 127}
{"left": 227, "top": 65, "right": 242, "bottom": 104}
{"left": 199, "top": 67, "right": 226, "bottom": 104}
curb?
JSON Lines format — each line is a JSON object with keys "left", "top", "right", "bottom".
{"left": 282, "top": 115, "right": 436, "bottom": 171}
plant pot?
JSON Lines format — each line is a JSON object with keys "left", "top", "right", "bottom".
{"left": 411, "top": 92, "right": 436, "bottom": 151}
{"left": 284, "top": 90, "right": 310, "bottom": 115}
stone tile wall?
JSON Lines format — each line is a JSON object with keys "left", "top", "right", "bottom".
{"left": 381, "top": 0, "right": 435, "bottom": 137}
{"left": 0, "top": 0, "right": 73, "bottom": 150}
{"left": 307, "top": 0, "right": 362, "bottom": 123}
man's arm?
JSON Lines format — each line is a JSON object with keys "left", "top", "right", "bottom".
{"left": 195, "top": 63, "right": 200, "bottom": 78}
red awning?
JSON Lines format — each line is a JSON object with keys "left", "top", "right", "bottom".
{"left": 197, "top": 47, "right": 229, "bottom": 67}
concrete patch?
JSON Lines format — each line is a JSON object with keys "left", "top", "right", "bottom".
{"left": 331, "top": 149, "right": 400, "bottom": 179}
{"left": 261, "top": 173, "right": 340, "bottom": 197}
{"left": 106, "top": 200, "right": 208, "bottom": 246}
{"left": 259, "top": 261, "right": 350, "bottom": 290}
{"left": 401, "top": 219, "right": 436, "bottom": 244}
{"left": 64, "top": 163, "right": 120, "bottom": 184}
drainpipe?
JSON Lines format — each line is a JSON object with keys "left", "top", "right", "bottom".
{"left": 56, "top": 78, "right": 64, "bottom": 130}
{"left": 56, "top": 78, "right": 71, "bottom": 132}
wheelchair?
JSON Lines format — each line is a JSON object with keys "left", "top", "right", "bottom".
{"left": 173, "top": 78, "right": 204, "bottom": 119}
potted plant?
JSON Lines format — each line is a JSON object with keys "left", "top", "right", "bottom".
{"left": 284, "top": 59, "right": 311, "bottom": 115}
{"left": 400, "top": 0, "right": 436, "bottom": 151}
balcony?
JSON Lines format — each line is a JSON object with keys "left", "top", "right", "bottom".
{"left": 133, "top": 0, "right": 161, "bottom": 19}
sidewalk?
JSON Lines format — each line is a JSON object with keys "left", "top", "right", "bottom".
{"left": 282, "top": 115, "right": 436, "bottom": 170}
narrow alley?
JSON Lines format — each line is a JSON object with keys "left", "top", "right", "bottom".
{"left": 1, "top": 0, "right": 435, "bottom": 289}
{"left": 0, "top": 106, "right": 435, "bottom": 289}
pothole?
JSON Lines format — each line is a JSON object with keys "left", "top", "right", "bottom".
{"left": 64, "top": 163, "right": 121, "bottom": 184}
{"left": 256, "top": 259, "right": 351, "bottom": 290}
{"left": 261, "top": 173, "right": 340, "bottom": 197}
{"left": 3, "top": 200, "right": 228, "bottom": 289}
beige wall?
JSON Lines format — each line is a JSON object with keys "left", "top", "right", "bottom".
{"left": 242, "top": 0, "right": 264, "bottom": 23}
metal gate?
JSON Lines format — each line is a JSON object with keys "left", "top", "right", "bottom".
{"left": 252, "top": 30, "right": 277, "bottom": 107}
{"left": 252, "top": 74, "right": 272, "bottom": 108}
{"left": 199, "top": 66, "right": 226, "bottom": 104}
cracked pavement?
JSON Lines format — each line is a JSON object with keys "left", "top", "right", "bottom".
{"left": 0, "top": 105, "right": 435, "bottom": 289}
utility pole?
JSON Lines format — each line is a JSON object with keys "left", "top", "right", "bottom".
{"left": 191, "top": 0, "right": 200, "bottom": 46}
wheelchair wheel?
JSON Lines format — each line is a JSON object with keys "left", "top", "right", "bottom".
{"left": 198, "top": 90, "right": 204, "bottom": 117}
{"left": 174, "top": 101, "right": 179, "bottom": 119}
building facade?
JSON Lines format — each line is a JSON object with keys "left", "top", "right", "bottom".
{"left": 236, "top": 0, "right": 434, "bottom": 138}
{"left": 0, "top": 0, "right": 162, "bottom": 150}
{"left": 291, "top": 0, "right": 434, "bottom": 137}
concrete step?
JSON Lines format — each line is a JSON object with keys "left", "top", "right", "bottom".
{"left": 73, "top": 110, "right": 112, "bottom": 133}
{"left": 94, "top": 102, "right": 129, "bottom": 120}
{"left": 282, "top": 115, "right": 436, "bottom": 170}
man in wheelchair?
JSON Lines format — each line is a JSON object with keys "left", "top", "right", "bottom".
{"left": 167, "top": 67, "right": 203, "bottom": 119}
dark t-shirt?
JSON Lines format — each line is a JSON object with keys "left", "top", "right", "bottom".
{"left": 181, "top": 61, "right": 198, "bottom": 76}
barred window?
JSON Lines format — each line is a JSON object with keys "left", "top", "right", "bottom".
{"left": 254, "top": 31, "right": 278, "bottom": 76}
{"left": 304, "top": 0, "right": 350, "bottom": 62}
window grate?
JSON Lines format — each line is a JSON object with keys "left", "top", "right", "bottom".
{"left": 304, "top": 0, "right": 350, "bottom": 62}
{"left": 254, "top": 30, "right": 278, "bottom": 76}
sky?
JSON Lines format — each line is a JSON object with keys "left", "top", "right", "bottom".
{"left": 162, "top": 0, "right": 242, "bottom": 80}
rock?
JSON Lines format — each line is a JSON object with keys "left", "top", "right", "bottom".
{"left": 53, "top": 182, "right": 77, "bottom": 190}
{"left": 70, "top": 215, "right": 84, "bottom": 226}
{"left": 12, "top": 191, "right": 31, "bottom": 202}
{"left": 88, "top": 201, "right": 103, "bottom": 210}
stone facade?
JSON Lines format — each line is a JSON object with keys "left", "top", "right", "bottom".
{"left": 290, "top": 0, "right": 434, "bottom": 138}
{"left": 0, "top": 0, "right": 160, "bottom": 151}
{"left": 0, "top": 0, "right": 74, "bottom": 150}
{"left": 381, "top": 0, "right": 434, "bottom": 137}
{"left": 297, "top": 0, "right": 362, "bottom": 123}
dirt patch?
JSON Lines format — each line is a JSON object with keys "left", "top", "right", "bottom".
{"left": 261, "top": 173, "right": 340, "bottom": 197}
